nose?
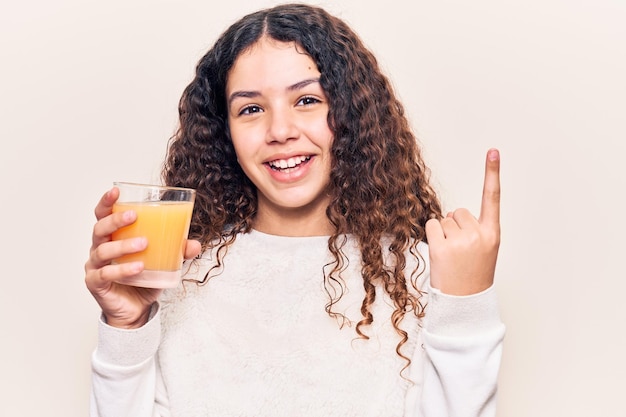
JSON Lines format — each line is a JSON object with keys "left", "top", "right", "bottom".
{"left": 266, "top": 106, "right": 299, "bottom": 144}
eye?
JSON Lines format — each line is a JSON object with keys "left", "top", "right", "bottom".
{"left": 239, "top": 105, "right": 263, "bottom": 116}
{"left": 296, "top": 96, "right": 321, "bottom": 106}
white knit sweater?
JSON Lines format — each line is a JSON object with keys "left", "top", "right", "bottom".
{"left": 91, "top": 230, "right": 505, "bottom": 417}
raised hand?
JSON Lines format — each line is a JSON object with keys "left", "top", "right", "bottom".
{"left": 425, "top": 149, "right": 501, "bottom": 296}
{"left": 84, "top": 187, "right": 201, "bottom": 328}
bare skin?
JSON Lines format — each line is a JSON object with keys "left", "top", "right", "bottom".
{"left": 426, "top": 148, "right": 501, "bottom": 296}
{"left": 85, "top": 38, "right": 500, "bottom": 327}
{"left": 226, "top": 38, "right": 335, "bottom": 237}
{"left": 84, "top": 186, "right": 201, "bottom": 329}
{"left": 85, "top": 149, "right": 500, "bottom": 327}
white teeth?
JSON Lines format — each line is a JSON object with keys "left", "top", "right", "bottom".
{"left": 268, "top": 156, "right": 309, "bottom": 170}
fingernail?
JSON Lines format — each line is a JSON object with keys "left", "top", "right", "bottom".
{"left": 134, "top": 237, "right": 147, "bottom": 249}
{"left": 130, "top": 262, "right": 143, "bottom": 273}
{"left": 123, "top": 210, "right": 136, "bottom": 222}
{"left": 488, "top": 148, "right": 500, "bottom": 161}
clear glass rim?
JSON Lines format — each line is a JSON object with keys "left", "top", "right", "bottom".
{"left": 113, "top": 181, "right": 195, "bottom": 194}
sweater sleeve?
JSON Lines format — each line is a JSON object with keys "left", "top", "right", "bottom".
{"left": 414, "top": 284, "right": 505, "bottom": 417}
{"left": 90, "top": 304, "right": 170, "bottom": 417}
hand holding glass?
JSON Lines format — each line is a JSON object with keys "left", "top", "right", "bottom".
{"left": 111, "top": 182, "right": 195, "bottom": 288}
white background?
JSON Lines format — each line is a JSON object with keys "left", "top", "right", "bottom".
{"left": 1, "top": 0, "right": 624, "bottom": 416}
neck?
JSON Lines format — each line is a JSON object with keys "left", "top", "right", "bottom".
{"left": 253, "top": 198, "right": 334, "bottom": 237}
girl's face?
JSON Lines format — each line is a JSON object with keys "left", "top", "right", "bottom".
{"left": 226, "top": 37, "right": 334, "bottom": 236}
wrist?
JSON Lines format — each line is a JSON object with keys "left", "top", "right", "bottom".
{"left": 104, "top": 308, "right": 152, "bottom": 329}
{"left": 95, "top": 303, "right": 161, "bottom": 367}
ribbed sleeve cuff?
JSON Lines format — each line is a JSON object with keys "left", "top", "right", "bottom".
{"left": 94, "top": 303, "right": 161, "bottom": 367}
{"left": 425, "top": 284, "right": 503, "bottom": 337}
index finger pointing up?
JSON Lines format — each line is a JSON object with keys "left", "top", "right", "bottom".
{"left": 479, "top": 148, "right": 501, "bottom": 227}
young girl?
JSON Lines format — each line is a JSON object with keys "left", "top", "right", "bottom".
{"left": 85, "top": 4, "right": 504, "bottom": 417}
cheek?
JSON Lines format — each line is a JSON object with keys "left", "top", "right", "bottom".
{"left": 229, "top": 126, "right": 251, "bottom": 158}
{"left": 308, "top": 119, "right": 333, "bottom": 147}
{"left": 229, "top": 135, "right": 261, "bottom": 178}
{"left": 229, "top": 120, "right": 265, "bottom": 148}
{"left": 319, "top": 132, "right": 334, "bottom": 156}
{"left": 231, "top": 143, "right": 250, "bottom": 169}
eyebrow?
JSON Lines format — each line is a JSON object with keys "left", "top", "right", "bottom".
{"left": 227, "top": 78, "right": 321, "bottom": 107}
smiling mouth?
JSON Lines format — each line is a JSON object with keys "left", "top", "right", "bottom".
{"left": 266, "top": 155, "right": 312, "bottom": 172}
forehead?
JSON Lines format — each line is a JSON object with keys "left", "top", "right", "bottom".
{"left": 226, "top": 37, "right": 320, "bottom": 92}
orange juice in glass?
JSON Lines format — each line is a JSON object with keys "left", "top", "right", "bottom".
{"left": 111, "top": 182, "right": 195, "bottom": 288}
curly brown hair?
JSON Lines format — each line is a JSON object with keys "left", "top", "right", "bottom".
{"left": 162, "top": 3, "right": 442, "bottom": 370}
